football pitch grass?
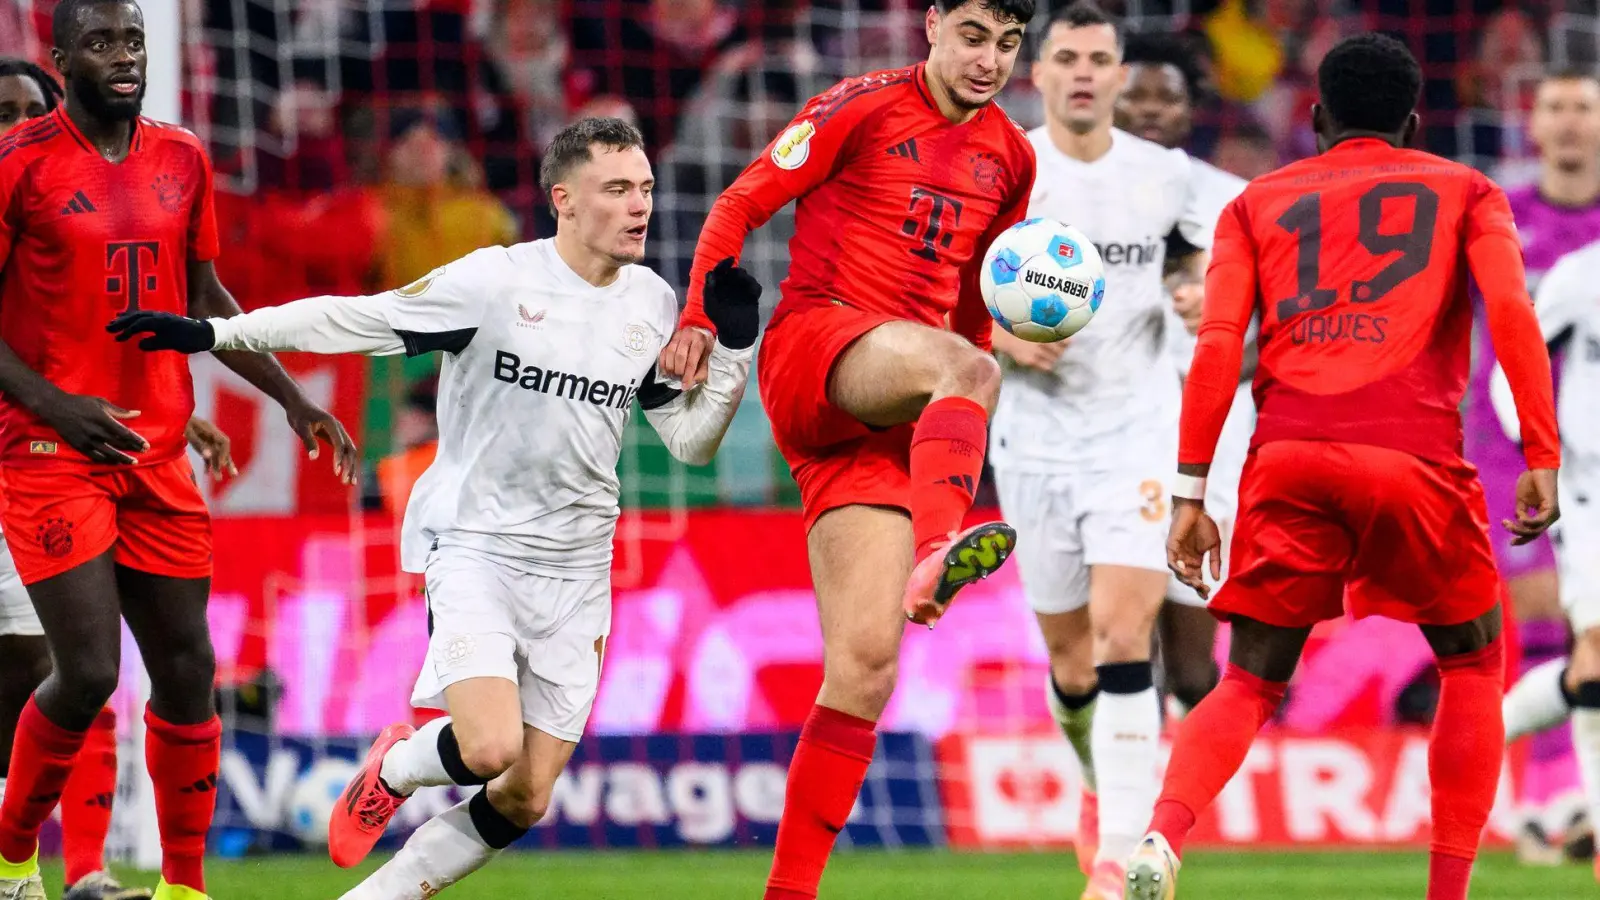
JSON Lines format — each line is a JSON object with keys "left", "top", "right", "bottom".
{"left": 53, "top": 849, "right": 1594, "bottom": 898}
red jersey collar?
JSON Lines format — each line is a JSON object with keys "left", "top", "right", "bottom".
{"left": 1325, "top": 136, "right": 1398, "bottom": 154}
{"left": 52, "top": 106, "right": 146, "bottom": 158}
{"left": 912, "top": 61, "right": 990, "bottom": 125}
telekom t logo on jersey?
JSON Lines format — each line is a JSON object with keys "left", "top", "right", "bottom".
{"left": 105, "top": 241, "right": 160, "bottom": 313}
{"left": 903, "top": 187, "right": 964, "bottom": 263}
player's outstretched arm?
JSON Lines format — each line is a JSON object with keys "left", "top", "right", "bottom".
{"left": 184, "top": 260, "right": 359, "bottom": 484}
{"left": 645, "top": 260, "right": 760, "bottom": 466}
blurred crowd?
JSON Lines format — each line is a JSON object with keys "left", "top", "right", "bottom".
{"left": 4, "top": 0, "right": 1598, "bottom": 503}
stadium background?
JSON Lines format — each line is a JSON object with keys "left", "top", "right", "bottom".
{"left": 5, "top": 0, "right": 1599, "bottom": 895}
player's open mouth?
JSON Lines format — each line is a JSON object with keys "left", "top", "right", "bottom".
{"left": 109, "top": 78, "right": 141, "bottom": 95}
{"left": 967, "top": 78, "right": 995, "bottom": 93}
{"left": 1070, "top": 90, "right": 1095, "bottom": 103}
{"left": 624, "top": 225, "right": 647, "bottom": 239}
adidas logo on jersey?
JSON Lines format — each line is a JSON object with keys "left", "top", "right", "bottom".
{"left": 493, "top": 350, "right": 640, "bottom": 409}
{"left": 885, "top": 139, "right": 920, "bottom": 163}
{"left": 60, "top": 191, "right": 97, "bottom": 216}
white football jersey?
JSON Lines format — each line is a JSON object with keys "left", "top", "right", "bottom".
{"left": 1167, "top": 158, "right": 1248, "bottom": 379}
{"left": 391, "top": 240, "right": 681, "bottom": 576}
{"left": 991, "top": 128, "right": 1209, "bottom": 471}
{"left": 1493, "top": 239, "right": 1600, "bottom": 468}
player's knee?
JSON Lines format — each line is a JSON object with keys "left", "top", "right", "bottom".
{"left": 1047, "top": 653, "right": 1096, "bottom": 697}
{"left": 492, "top": 778, "right": 553, "bottom": 830}
{"left": 939, "top": 343, "right": 1003, "bottom": 410}
{"left": 1165, "top": 660, "right": 1220, "bottom": 710}
{"left": 457, "top": 729, "right": 522, "bottom": 780}
{"left": 57, "top": 660, "right": 120, "bottom": 714}
{"left": 1092, "top": 624, "right": 1153, "bottom": 665}
{"left": 827, "top": 652, "right": 899, "bottom": 714}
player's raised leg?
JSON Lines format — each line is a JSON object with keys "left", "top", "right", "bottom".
{"left": 341, "top": 724, "right": 575, "bottom": 900}
{"left": 824, "top": 320, "right": 1013, "bottom": 626}
{"left": 765, "top": 504, "right": 913, "bottom": 900}
{"left": 330, "top": 663, "right": 524, "bottom": 867}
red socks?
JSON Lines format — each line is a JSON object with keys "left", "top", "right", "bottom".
{"left": 909, "top": 397, "right": 988, "bottom": 559}
{"left": 0, "top": 697, "right": 88, "bottom": 865}
{"left": 1149, "top": 664, "right": 1287, "bottom": 857}
{"left": 1426, "top": 639, "right": 1505, "bottom": 900}
{"left": 764, "top": 704, "right": 877, "bottom": 899}
{"left": 61, "top": 708, "right": 119, "bottom": 885}
{"left": 144, "top": 708, "right": 222, "bottom": 894}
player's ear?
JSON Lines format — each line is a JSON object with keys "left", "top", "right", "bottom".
{"left": 1310, "top": 103, "right": 1327, "bottom": 139}
{"left": 50, "top": 46, "right": 68, "bottom": 79}
{"left": 1401, "top": 111, "right": 1421, "bottom": 148}
{"left": 925, "top": 6, "right": 940, "bottom": 47}
{"left": 550, "top": 183, "right": 573, "bottom": 221}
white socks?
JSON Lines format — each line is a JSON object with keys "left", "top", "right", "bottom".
{"left": 380, "top": 717, "right": 456, "bottom": 796}
{"left": 1046, "top": 677, "right": 1099, "bottom": 793}
{"left": 1503, "top": 657, "right": 1572, "bottom": 742}
{"left": 339, "top": 797, "right": 497, "bottom": 900}
{"left": 1090, "top": 662, "right": 1160, "bottom": 866}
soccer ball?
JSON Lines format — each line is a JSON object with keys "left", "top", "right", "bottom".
{"left": 979, "top": 218, "right": 1105, "bottom": 342}
{"left": 286, "top": 756, "right": 360, "bottom": 845}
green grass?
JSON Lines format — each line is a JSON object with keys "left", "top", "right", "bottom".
{"left": 46, "top": 849, "right": 1595, "bottom": 899}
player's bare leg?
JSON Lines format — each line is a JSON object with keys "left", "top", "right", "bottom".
{"left": 341, "top": 725, "right": 576, "bottom": 900}
{"left": 1157, "top": 604, "right": 1220, "bottom": 717}
{"left": 1080, "top": 566, "right": 1166, "bottom": 898}
{"left": 1035, "top": 609, "right": 1098, "bottom": 874}
{"left": 1562, "top": 624, "right": 1600, "bottom": 881}
{"left": 0, "top": 636, "right": 51, "bottom": 794}
{"left": 762, "top": 505, "right": 912, "bottom": 900}
{"left": 826, "top": 320, "right": 1013, "bottom": 627}
{"left": 1129, "top": 616, "right": 1310, "bottom": 900}
{"left": 117, "top": 568, "right": 224, "bottom": 900}
{"left": 331, "top": 676, "right": 524, "bottom": 868}
{"left": 0, "top": 552, "right": 125, "bottom": 900}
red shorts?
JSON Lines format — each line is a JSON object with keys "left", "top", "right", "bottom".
{"left": 1213, "top": 441, "right": 1501, "bottom": 629}
{"left": 758, "top": 304, "right": 912, "bottom": 530}
{"left": 0, "top": 455, "right": 213, "bottom": 585}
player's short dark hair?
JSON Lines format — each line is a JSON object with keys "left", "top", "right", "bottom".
{"left": 934, "top": 0, "right": 1038, "bottom": 26}
{"left": 1317, "top": 33, "right": 1422, "bottom": 135}
{"left": 1539, "top": 65, "right": 1600, "bottom": 89}
{"left": 1123, "top": 32, "right": 1204, "bottom": 102}
{"left": 538, "top": 117, "right": 647, "bottom": 215}
{"left": 1044, "top": 1, "right": 1124, "bottom": 52}
{"left": 52, "top": 0, "right": 139, "bottom": 50}
{"left": 0, "top": 58, "right": 64, "bottom": 112}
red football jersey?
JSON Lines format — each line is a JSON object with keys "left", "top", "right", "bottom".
{"left": 1182, "top": 138, "right": 1559, "bottom": 471}
{"left": 0, "top": 108, "right": 220, "bottom": 469}
{"left": 683, "top": 63, "right": 1036, "bottom": 352}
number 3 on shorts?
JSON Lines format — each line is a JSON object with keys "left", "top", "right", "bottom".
{"left": 1140, "top": 479, "right": 1166, "bottom": 522}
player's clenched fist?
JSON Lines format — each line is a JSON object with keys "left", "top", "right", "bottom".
{"left": 661, "top": 257, "right": 761, "bottom": 388}
{"left": 1167, "top": 498, "right": 1223, "bottom": 599}
{"left": 106, "top": 310, "right": 216, "bottom": 353}
{"left": 1505, "top": 468, "right": 1561, "bottom": 545}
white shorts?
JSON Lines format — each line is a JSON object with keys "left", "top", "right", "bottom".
{"left": 411, "top": 545, "right": 611, "bottom": 743}
{"left": 996, "top": 453, "right": 1171, "bottom": 616}
{"left": 0, "top": 530, "right": 40, "bottom": 637}
{"left": 1556, "top": 476, "right": 1600, "bottom": 634}
{"left": 1165, "top": 383, "right": 1255, "bottom": 607}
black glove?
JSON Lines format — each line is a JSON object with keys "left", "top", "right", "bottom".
{"left": 107, "top": 311, "right": 217, "bottom": 354}
{"left": 703, "top": 258, "right": 761, "bottom": 351}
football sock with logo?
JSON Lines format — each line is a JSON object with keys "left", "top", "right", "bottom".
{"left": 1502, "top": 657, "right": 1572, "bottom": 742}
{"left": 908, "top": 397, "right": 988, "bottom": 560}
{"left": 1090, "top": 661, "right": 1160, "bottom": 865}
{"left": 144, "top": 707, "right": 221, "bottom": 894}
{"left": 1426, "top": 639, "right": 1505, "bottom": 900}
{"left": 764, "top": 704, "right": 877, "bottom": 899}
{"left": 61, "top": 707, "right": 118, "bottom": 886}
{"left": 378, "top": 717, "right": 484, "bottom": 796}
{"left": 341, "top": 789, "right": 527, "bottom": 900}
{"left": 0, "top": 697, "right": 87, "bottom": 865}
{"left": 1148, "top": 664, "right": 1288, "bottom": 858}
{"left": 1568, "top": 680, "right": 1600, "bottom": 870}
{"left": 1047, "top": 678, "right": 1099, "bottom": 792}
